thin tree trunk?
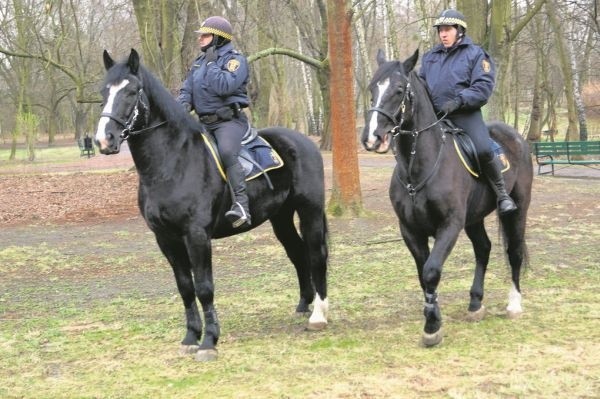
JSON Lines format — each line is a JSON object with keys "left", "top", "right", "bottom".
{"left": 546, "top": 0, "right": 578, "bottom": 141}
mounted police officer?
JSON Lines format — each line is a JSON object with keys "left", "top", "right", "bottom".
{"left": 419, "top": 9, "right": 517, "bottom": 215}
{"left": 178, "top": 16, "right": 252, "bottom": 228}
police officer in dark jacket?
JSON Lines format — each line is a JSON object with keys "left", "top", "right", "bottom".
{"left": 178, "top": 16, "right": 252, "bottom": 228}
{"left": 419, "top": 9, "right": 517, "bottom": 215}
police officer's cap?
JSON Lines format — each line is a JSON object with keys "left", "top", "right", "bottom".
{"left": 433, "top": 9, "right": 468, "bottom": 30}
{"left": 195, "top": 16, "right": 233, "bottom": 41}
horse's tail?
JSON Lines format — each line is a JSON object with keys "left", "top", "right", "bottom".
{"left": 497, "top": 211, "right": 529, "bottom": 270}
{"left": 322, "top": 212, "right": 330, "bottom": 259}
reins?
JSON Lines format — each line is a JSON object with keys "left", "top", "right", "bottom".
{"left": 369, "top": 74, "right": 448, "bottom": 198}
{"left": 101, "top": 88, "right": 167, "bottom": 142}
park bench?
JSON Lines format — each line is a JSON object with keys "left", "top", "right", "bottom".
{"left": 78, "top": 135, "right": 95, "bottom": 158}
{"left": 532, "top": 140, "right": 600, "bottom": 175}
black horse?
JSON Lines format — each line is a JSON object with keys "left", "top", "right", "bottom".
{"left": 362, "top": 50, "right": 532, "bottom": 346}
{"left": 96, "top": 49, "right": 328, "bottom": 361}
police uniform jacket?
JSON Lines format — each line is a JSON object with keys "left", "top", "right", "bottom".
{"left": 418, "top": 36, "right": 495, "bottom": 113}
{"left": 178, "top": 42, "right": 249, "bottom": 115}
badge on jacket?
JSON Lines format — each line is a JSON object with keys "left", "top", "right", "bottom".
{"left": 227, "top": 59, "right": 240, "bottom": 72}
{"left": 482, "top": 59, "right": 491, "bottom": 73}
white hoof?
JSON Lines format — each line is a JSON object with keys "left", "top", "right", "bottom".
{"left": 422, "top": 328, "right": 443, "bottom": 347}
{"left": 507, "top": 284, "right": 523, "bottom": 319}
{"left": 307, "top": 294, "right": 328, "bottom": 331}
{"left": 466, "top": 305, "right": 486, "bottom": 322}
{"left": 179, "top": 344, "right": 200, "bottom": 355}
{"left": 506, "top": 309, "right": 523, "bottom": 319}
{"left": 195, "top": 349, "right": 218, "bottom": 362}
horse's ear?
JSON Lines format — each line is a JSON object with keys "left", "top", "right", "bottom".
{"left": 403, "top": 48, "right": 419, "bottom": 73}
{"left": 128, "top": 49, "right": 140, "bottom": 74}
{"left": 103, "top": 50, "right": 115, "bottom": 70}
{"left": 376, "top": 49, "right": 386, "bottom": 66}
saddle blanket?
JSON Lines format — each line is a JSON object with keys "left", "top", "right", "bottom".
{"left": 442, "top": 122, "right": 510, "bottom": 178}
{"left": 202, "top": 131, "right": 284, "bottom": 181}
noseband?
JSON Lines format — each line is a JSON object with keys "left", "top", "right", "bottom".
{"left": 101, "top": 87, "right": 165, "bottom": 140}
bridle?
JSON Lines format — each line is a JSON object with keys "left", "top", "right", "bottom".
{"left": 101, "top": 85, "right": 166, "bottom": 141}
{"left": 368, "top": 73, "right": 448, "bottom": 197}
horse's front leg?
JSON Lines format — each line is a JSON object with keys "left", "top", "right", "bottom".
{"left": 155, "top": 234, "right": 203, "bottom": 354}
{"left": 464, "top": 221, "right": 491, "bottom": 321}
{"left": 184, "top": 230, "right": 220, "bottom": 361}
{"left": 419, "top": 224, "right": 462, "bottom": 347}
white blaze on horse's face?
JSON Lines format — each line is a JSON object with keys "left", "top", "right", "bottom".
{"left": 95, "top": 79, "right": 130, "bottom": 147}
{"left": 365, "top": 78, "right": 391, "bottom": 148}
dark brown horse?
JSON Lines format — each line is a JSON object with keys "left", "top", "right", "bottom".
{"left": 362, "top": 50, "right": 533, "bottom": 346}
{"left": 95, "top": 49, "right": 329, "bottom": 360}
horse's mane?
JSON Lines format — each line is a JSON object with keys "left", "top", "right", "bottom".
{"left": 103, "top": 60, "right": 204, "bottom": 136}
{"left": 409, "top": 71, "right": 433, "bottom": 104}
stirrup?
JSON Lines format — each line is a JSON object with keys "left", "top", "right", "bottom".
{"left": 225, "top": 202, "right": 250, "bottom": 228}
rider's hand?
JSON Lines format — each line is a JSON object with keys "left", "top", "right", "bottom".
{"left": 441, "top": 98, "right": 462, "bottom": 115}
{"left": 183, "top": 102, "right": 192, "bottom": 113}
{"left": 204, "top": 46, "right": 217, "bottom": 64}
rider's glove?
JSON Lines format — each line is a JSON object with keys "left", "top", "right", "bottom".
{"left": 441, "top": 98, "right": 462, "bottom": 115}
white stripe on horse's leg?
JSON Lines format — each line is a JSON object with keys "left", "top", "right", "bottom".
{"left": 506, "top": 283, "right": 523, "bottom": 318}
{"left": 307, "top": 294, "right": 328, "bottom": 330}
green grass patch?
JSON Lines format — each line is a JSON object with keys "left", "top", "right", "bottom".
{"left": 0, "top": 145, "right": 81, "bottom": 166}
{"left": 0, "top": 171, "right": 598, "bottom": 398}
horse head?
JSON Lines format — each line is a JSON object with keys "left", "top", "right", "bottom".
{"left": 362, "top": 49, "right": 419, "bottom": 153}
{"left": 95, "top": 49, "right": 150, "bottom": 154}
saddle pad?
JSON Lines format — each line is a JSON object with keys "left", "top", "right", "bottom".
{"left": 201, "top": 133, "right": 284, "bottom": 181}
{"left": 449, "top": 130, "right": 510, "bottom": 178}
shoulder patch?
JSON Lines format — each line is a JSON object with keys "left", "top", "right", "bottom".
{"left": 227, "top": 59, "right": 240, "bottom": 72}
{"left": 482, "top": 59, "right": 491, "bottom": 73}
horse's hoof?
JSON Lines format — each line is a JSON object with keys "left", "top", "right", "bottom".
{"left": 466, "top": 305, "right": 486, "bottom": 322}
{"left": 422, "top": 328, "right": 443, "bottom": 347}
{"left": 179, "top": 344, "right": 200, "bottom": 355}
{"left": 195, "top": 349, "right": 218, "bottom": 362}
{"left": 306, "top": 320, "right": 327, "bottom": 331}
{"left": 506, "top": 309, "right": 523, "bottom": 319}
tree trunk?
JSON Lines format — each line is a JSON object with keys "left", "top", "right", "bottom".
{"left": 458, "top": 0, "right": 488, "bottom": 46}
{"left": 326, "top": 0, "right": 362, "bottom": 216}
{"left": 132, "top": 0, "right": 183, "bottom": 90}
{"left": 546, "top": 0, "right": 579, "bottom": 141}
{"left": 567, "top": 36, "right": 588, "bottom": 141}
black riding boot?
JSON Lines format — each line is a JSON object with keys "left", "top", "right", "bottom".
{"left": 225, "top": 163, "right": 251, "bottom": 228}
{"left": 482, "top": 158, "right": 517, "bottom": 215}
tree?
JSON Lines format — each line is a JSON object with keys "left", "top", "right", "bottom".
{"left": 326, "top": 0, "right": 362, "bottom": 216}
{"left": 546, "top": 0, "right": 579, "bottom": 141}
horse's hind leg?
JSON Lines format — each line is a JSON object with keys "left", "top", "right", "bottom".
{"left": 154, "top": 234, "right": 202, "bottom": 354}
{"left": 270, "top": 206, "right": 316, "bottom": 314}
{"left": 500, "top": 208, "right": 528, "bottom": 318}
{"left": 501, "top": 169, "right": 531, "bottom": 319}
{"left": 299, "top": 210, "right": 329, "bottom": 330}
{"left": 464, "top": 221, "right": 491, "bottom": 321}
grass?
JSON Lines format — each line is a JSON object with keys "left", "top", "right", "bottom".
{"left": 1, "top": 167, "right": 599, "bottom": 398}
{"left": 0, "top": 145, "right": 82, "bottom": 166}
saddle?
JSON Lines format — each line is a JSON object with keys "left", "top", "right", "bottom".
{"left": 202, "top": 127, "right": 284, "bottom": 186}
{"left": 439, "top": 119, "right": 510, "bottom": 178}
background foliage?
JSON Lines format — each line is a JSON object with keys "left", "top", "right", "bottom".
{"left": 0, "top": 0, "right": 598, "bottom": 149}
